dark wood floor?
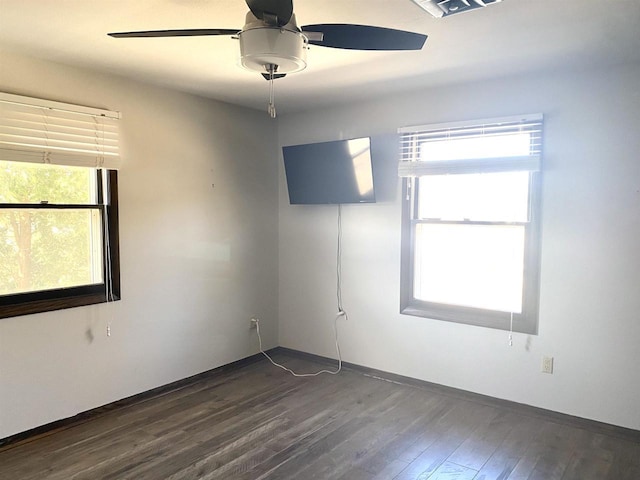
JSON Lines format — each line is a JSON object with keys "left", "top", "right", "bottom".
{"left": 1, "top": 350, "right": 639, "bottom": 480}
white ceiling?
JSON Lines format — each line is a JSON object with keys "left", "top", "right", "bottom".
{"left": 1, "top": 0, "right": 639, "bottom": 114}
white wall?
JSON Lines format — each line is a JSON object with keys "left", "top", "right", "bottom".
{"left": 1, "top": 49, "right": 638, "bottom": 439}
{"left": 277, "top": 64, "right": 640, "bottom": 430}
{"left": 0, "top": 49, "right": 279, "bottom": 438}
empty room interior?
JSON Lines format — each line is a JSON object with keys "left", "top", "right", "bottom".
{"left": 0, "top": 0, "right": 639, "bottom": 479}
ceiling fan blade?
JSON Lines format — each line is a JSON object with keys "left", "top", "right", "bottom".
{"left": 301, "top": 24, "right": 427, "bottom": 51}
{"left": 245, "top": 0, "right": 293, "bottom": 26}
{"left": 108, "top": 29, "right": 239, "bottom": 38}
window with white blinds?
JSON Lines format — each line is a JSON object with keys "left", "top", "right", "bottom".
{"left": 398, "top": 114, "right": 542, "bottom": 177}
{"left": 0, "top": 93, "right": 121, "bottom": 319}
{"left": 0, "top": 92, "right": 121, "bottom": 169}
{"left": 398, "top": 114, "right": 543, "bottom": 334}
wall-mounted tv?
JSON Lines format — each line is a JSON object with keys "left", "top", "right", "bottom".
{"left": 282, "top": 137, "right": 376, "bottom": 205}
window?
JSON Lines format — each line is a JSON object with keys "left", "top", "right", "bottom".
{"left": 398, "top": 115, "right": 543, "bottom": 334}
{"left": 0, "top": 93, "right": 120, "bottom": 319}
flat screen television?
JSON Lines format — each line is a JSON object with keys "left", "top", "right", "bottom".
{"left": 282, "top": 137, "right": 376, "bottom": 205}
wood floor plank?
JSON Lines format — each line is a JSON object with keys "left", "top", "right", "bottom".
{"left": 369, "top": 459, "right": 411, "bottom": 480}
{"left": 447, "top": 410, "right": 518, "bottom": 471}
{"left": 291, "top": 389, "right": 424, "bottom": 479}
{"left": 356, "top": 393, "right": 451, "bottom": 474}
{"left": 1, "top": 351, "right": 638, "bottom": 480}
{"left": 74, "top": 403, "right": 288, "bottom": 480}
{"left": 601, "top": 434, "right": 640, "bottom": 480}
{"left": 472, "top": 414, "right": 544, "bottom": 480}
{"left": 393, "top": 402, "right": 500, "bottom": 479}
{"left": 230, "top": 379, "right": 396, "bottom": 479}
{"left": 426, "top": 460, "right": 478, "bottom": 480}
{"left": 507, "top": 421, "right": 574, "bottom": 480}
{"left": 253, "top": 380, "right": 403, "bottom": 479}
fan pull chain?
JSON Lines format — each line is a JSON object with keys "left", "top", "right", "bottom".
{"left": 267, "top": 64, "right": 277, "bottom": 118}
{"left": 509, "top": 312, "right": 514, "bottom": 347}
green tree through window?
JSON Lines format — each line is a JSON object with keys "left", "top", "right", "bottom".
{"left": 0, "top": 161, "right": 120, "bottom": 318}
{"left": 0, "top": 161, "right": 102, "bottom": 295}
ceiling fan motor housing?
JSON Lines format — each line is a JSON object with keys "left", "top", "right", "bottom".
{"left": 239, "top": 13, "right": 308, "bottom": 74}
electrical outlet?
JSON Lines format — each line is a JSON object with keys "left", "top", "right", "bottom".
{"left": 249, "top": 318, "right": 258, "bottom": 329}
{"left": 542, "top": 356, "right": 554, "bottom": 374}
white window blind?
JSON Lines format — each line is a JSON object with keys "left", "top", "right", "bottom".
{"left": 398, "top": 114, "right": 543, "bottom": 177}
{"left": 0, "top": 92, "right": 121, "bottom": 169}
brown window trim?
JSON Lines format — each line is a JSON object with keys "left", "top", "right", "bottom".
{"left": 399, "top": 173, "right": 542, "bottom": 335}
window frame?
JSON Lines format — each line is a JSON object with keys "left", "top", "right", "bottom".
{"left": 0, "top": 169, "right": 120, "bottom": 319}
{"left": 399, "top": 118, "right": 543, "bottom": 334}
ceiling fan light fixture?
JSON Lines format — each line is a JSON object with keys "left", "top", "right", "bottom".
{"left": 238, "top": 20, "right": 308, "bottom": 74}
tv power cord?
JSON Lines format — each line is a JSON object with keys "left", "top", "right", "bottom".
{"left": 252, "top": 204, "right": 346, "bottom": 377}
{"left": 252, "top": 313, "right": 343, "bottom": 377}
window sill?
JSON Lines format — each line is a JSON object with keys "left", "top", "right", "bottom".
{"left": 400, "top": 299, "right": 537, "bottom": 335}
{"left": 0, "top": 288, "right": 120, "bottom": 320}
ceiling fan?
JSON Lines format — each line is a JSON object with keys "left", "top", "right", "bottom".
{"left": 108, "top": 0, "right": 427, "bottom": 117}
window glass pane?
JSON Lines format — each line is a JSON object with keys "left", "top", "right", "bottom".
{"left": 0, "top": 209, "right": 103, "bottom": 295}
{"left": 414, "top": 224, "right": 524, "bottom": 312}
{"left": 419, "top": 132, "right": 532, "bottom": 161}
{"left": 418, "top": 172, "right": 529, "bottom": 222}
{"left": 0, "top": 161, "right": 96, "bottom": 204}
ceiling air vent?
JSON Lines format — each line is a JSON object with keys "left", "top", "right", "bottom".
{"left": 410, "top": 0, "right": 503, "bottom": 18}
